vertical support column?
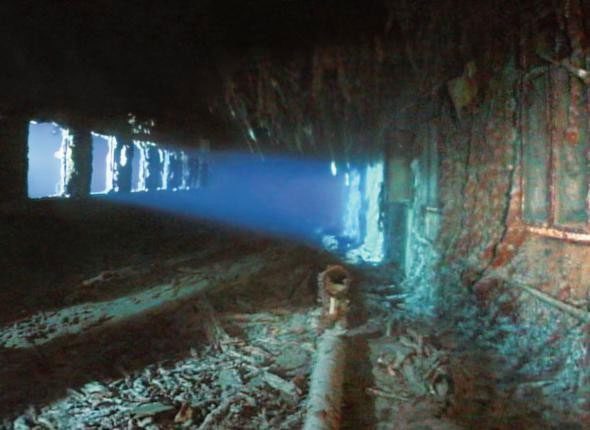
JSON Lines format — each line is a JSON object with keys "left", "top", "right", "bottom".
{"left": 188, "top": 139, "right": 210, "bottom": 189}
{"left": 197, "top": 138, "right": 210, "bottom": 188}
{"left": 160, "top": 148, "right": 171, "bottom": 190}
{"left": 424, "top": 123, "right": 441, "bottom": 242}
{"left": 112, "top": 137, "right": 134, "bottom": 193}
{"left": 187, "top": 154, "right": 201, "bottom": 189}
{"left": 66, "top": 127, "right": 92, "bottom": 198}
{"left": 383, "top": 130, "right": 415, "bottom": 265}
{"left": 0, "top": 115, "right": 28, "bottom": 203}
{"left": 426, "top": 123, "right": 440, "bottom": 208}
{"left": 342, "top": 168, "right": 363, "bottom": 245}
{"left": 167, "top": 152, "right": 183, "bottom": 190}
{"left": 345, "top": 157, "right": 385, "bottom": 263}
{"left": 145, "top": 145, "right": 162, "bottom": 191}
{"left": 405, "top": 127, "right": 430, "bottom": 279}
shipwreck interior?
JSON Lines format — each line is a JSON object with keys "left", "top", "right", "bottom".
{"left": 1, "top": 1, "right": 589, "bottom": 429}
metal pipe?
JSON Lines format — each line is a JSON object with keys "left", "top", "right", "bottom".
{"left": 303, "top": 325, "right": 347, "bottom": 430}
{"left": 515, "top": 282, "right": 590, "bottom": 323}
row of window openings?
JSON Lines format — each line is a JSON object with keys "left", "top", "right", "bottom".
{"left": 28, "top": 122, "right": 205, "bottom": 199}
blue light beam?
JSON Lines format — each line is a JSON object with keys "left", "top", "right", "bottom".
{"left": 105, "top": 150, "right": 348, "bottom": 246}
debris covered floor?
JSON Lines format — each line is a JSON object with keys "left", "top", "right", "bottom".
{"left": 0, "top": 228, "right": 586, "bottom": 429}
{"left": 0, "top": 225, "right": 330, "bottom": 429}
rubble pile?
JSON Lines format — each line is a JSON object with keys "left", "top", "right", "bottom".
{"left": 365, "top": 326, "right": 458, "bottom": 430}
{"left": 7, "top": 306, "right": 317, "bottom": 430}
{"left": 0, "top": 237, "right": 329, "bottom": 430}
{"left": 358, "top": 311, "right": 586, "bottom": 430}
{"left": 371, "top": 328, "right": 452, "bottom": 402}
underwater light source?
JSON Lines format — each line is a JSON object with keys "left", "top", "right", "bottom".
{"left": 27, "top": 125, "right": 386, "bottom": 260}
{"left": 346, "top": 161, "right": 385, "bottom": 263}
{"left": 101, "top": 149, "right": 388, "bottom": 263}
{"left": 342, "top": 169, "right": 362, "bottom": 244}
{"left": 330, "top": 161, "right": 338, "bottom": 176}
{"left": 362, "top": 161, "right": 385, "bottom": 262}
{"left": 105, "top": 150, "right": 348, "bottom": 246}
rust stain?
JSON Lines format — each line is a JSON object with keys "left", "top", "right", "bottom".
{"left": 557, "top": 284, "right": 572, "bottom": 302}
{"left": 490, "top": 228, "right": 526, "bottom": 268}
{"left": 565, "top": 127, "right": 579, "bottom": 144}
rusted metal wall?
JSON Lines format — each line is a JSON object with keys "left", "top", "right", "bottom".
{"left": 436, "top": 27, "right": 590, "bottom": 309}
{"left": 423, "top": 5, "right": 590, "bottom": 411}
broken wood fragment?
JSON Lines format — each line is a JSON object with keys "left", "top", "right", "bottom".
{"left": 366, "top": 387, "right": 409, "bottom": 401}
{"left": 262, "top": 371, "right": 299, "bottom": 402}
{"left": 196, "top": 392, "right": 248, "bottom": 430}
{"left": 193, "top": 298, "right": 233, "bottom": 349}
{"left": 221, "top": 312, "right": 281, "bottom": 323}
{"left": 81, "top": 266, "right": 139, "bottom": 287}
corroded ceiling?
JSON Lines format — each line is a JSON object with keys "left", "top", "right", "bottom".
{"left": 0, "top": 1, "right": 385, "bottom": 140}
{"left": 0, "top": 0, "right": 559, "bottom": 148}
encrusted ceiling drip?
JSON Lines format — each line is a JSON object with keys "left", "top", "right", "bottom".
{"left": 217, "top": 0, "right": 555, "bottom": 161}
{"left": 225, "top": 38, "right": 401, "bottom": 162}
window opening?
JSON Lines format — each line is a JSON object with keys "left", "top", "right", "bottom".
{"left": 90, "top": 132, "right": 116, "bottom": 194}
{"left": 27, "top": 121, "right": 71, "bottom": 198}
